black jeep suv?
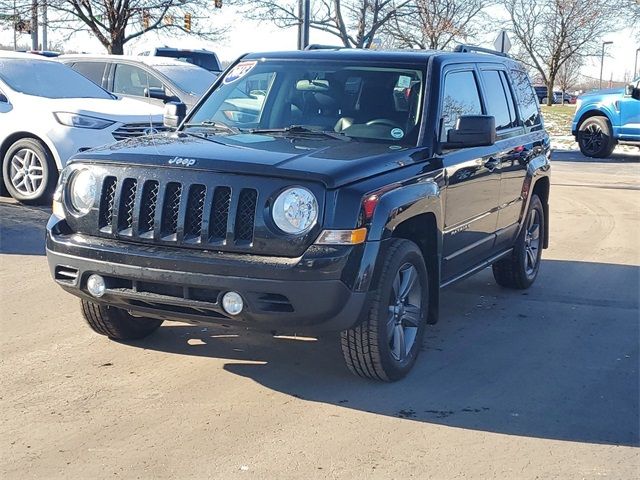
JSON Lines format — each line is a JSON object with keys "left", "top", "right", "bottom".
{"left": 46, "top": 46, "right": 550, "bottom": 381}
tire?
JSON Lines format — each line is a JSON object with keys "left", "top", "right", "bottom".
{"left": 80, "top": 299, "right": 163, "bottom": 340}
{"left": 577, "top": 116, "right": 616, "bottom": 158}
{"left": 341, "top": 239, "right": 428, "bottom": 381}
{"left": 492, "top": 194, "right": 544, "bottom": 290}
{"left": 2, "top": 138, "right": 58, "bottom": 204}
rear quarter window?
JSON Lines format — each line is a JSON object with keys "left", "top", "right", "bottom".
{"left": 509, "top": 68, "right": 541, "bottom": 128}
{"left": 71, "top": 61, "right": 106, "bottom": 86}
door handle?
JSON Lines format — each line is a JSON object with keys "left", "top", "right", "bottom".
{"left": 484, "top": 157, "right": 500, "bottom": 170}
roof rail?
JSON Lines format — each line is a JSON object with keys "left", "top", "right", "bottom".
{"left": 304, "top": 44, "right": 348, "bottom": 51}
{"left": 454, "top": 44, "right": 510, "bottom": 58}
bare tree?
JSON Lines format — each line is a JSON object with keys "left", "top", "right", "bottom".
{"left": 238, "top": 0, "right": 411, "bottom": 48}
{"left": 556, "top": 55, "right": 582, "bottom": 95}
{"left": 503, "top": 0, "right": 624, "bottom": 106}
{"left": 46, "top": 0, "right": 227, "bottom": 54}
{"left": 382, "top": 0, "right": 493, "bottom": 50}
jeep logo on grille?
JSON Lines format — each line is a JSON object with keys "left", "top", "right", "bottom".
{"left": 168, "top": 157, "right": 197, "bottom": 167}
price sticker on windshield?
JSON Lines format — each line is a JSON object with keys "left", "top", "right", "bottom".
{"left": 223, "top": 61, "right": 258, "bottom": 85}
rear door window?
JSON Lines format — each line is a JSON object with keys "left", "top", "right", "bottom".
{"left": 113, "top": 64, "right": 163, "bottom": 97}
{"left": 71, "top": 62, "right": 106, "bottom": 86}
{"left": 480, "top": 70, "right": 515, "bottom": 131}
{"left": 440, "top": 70, "right": 483, "bottom": 139}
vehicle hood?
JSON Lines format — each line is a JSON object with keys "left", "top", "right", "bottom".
{"left": 578, "top": 87, "right": 624, "bottom": 102}
{"left": 73, "top": 132, "right": 431, "bottom": 189}
{"left": 16, "top": 94, "right": 164, "bottom": 122}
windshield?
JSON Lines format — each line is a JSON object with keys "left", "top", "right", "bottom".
{"left": 157, "top": 50, "right": 221, "bottom": 72}
{"left": 187, "top": 59, "right": 425, "bottom": 145}
{"left": 154, "top": 64, "right": 217, "bottom": 96}
{"left": 0, "top": 58, "right": 114, "bottom": 99}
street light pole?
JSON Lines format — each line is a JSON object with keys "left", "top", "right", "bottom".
{"left": 599, "top": 41, "right": 613, "bottom": 89}
{"left": 297, "top": 0, "right": 310, "bottom": 50}
{"left": 635, "top": 48, "right": 640, "bottom": 79}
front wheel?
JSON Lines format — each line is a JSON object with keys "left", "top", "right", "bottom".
{"left": 492, "top": 194, "right": 545, "bottom": 289}
{"left": 577, "top": 116, "right": 616, "bottom": 158}
{"left": 81, "top": 300, "right": 163, "bottom": 340}
{"left": 341, "top": 239, "right": 428, "bottom": 381}
{"left": 2, "top": 138, "right": 58, "bottom": 204}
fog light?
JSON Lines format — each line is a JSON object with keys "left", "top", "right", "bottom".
{"left": 87, "top": 274, "right": 106, "bottom": 298}
{"left": 222, "top": 291, "right": 243, "bottom": 315}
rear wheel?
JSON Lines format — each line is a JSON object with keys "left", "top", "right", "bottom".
{"left": 81, "top": 299, "right": 163, "bottom": 340}
{"left": 2, "top": 138, "right": 58, "bottom": 204}
{"left": 341, "top": 239, "right": 428, "bottom": 381}
{"left": 577, "top": 116, "right": 616, "bottom": 158}
{"left": 492, "top": 194, "right": 544, "bottom": 289}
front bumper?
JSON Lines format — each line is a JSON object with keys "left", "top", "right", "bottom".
{"left": 46, "top": 216, "right": 381, "bottom": 332}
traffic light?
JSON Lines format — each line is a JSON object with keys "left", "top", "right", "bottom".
{"left": 184, "top": 13, "right": 191, "bottom": 32}
{"left": 215, "top": 0, "right": 222, "bottom": 8}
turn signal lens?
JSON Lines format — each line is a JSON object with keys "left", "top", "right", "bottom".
{"left": 315, "top": 228, "right": 367, "bottom": 245}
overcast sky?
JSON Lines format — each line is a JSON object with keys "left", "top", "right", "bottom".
{"left": 1, "top": 4, "right": 638, "bottom": 83}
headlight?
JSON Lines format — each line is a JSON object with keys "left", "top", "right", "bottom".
{"left": 69, "top": 169, "right": 98, "bottom": 215}
{"left": 272, "top": 187, "right": 318, "bottom": 234}
{"left": 54, "top": 112, "right": 114, "bottom": 129}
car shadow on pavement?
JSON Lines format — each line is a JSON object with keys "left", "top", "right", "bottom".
{"left": 0, "top": 202, "right": 50, "bottom": 255}
{"left": 131, "top": 259, "right": 639, "bottom": 447}
{"left": 552, "top": 148, "right": 640, "bottom": 163}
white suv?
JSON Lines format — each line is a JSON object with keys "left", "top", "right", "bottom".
{"left": 0, "top": 52, "right": 164, "bottom": 204}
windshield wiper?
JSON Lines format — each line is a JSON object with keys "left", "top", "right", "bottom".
{"left": 250, "top": 125, "right": 351, "bottom": 142}
{"left": 183, "top": 120, "right": 241, "bottom": 135}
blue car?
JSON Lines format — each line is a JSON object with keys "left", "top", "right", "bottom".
{"left": 572, "top": 78, "right": 640, "bottom": 157}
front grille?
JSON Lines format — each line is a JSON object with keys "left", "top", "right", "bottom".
{"left": 96, "top": 177, "right": 258, "bottom": 248}
{"left": 112, "top": 123, "right": 169, "bottom": 141}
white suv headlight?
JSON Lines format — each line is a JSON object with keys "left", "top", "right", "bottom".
{"left": 272, "top": 187, "right": 318, "bottom": 234}
{"left": 69, "top": 169, "right": 98, "bottom": 215}
{"left": 54, "top": 112, "right": 114, "bottom": 129}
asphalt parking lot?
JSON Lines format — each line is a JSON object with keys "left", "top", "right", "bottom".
{"left": 1, "top": 148, "right": 638, "bottom": 479}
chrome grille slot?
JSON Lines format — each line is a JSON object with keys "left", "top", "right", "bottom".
{"left": 138, "top": 180, "right": 159, "bottom": 237}
{"left": 98, "top": 176, "right": 117, "bottom": 230}
{"left": 235, "top": 189, "right": 257, "bottom": 243}
{"left": 112, "top": 123, "right": 168, "bottom": 141}
{"left": 209, "top": 186, "right": 231, "bottom": 242}
{"left": 117, "top": 178, "right": 137, "bottom": 234}
{"left": 184, "top": 184, "right": 206, "bottom": 240}
{"left": 161, "top": 183, "right": 182, "bottom": 238}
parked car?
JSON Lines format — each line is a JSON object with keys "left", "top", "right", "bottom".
{"left": 0, "top": 52, "right": 164, "bottom": 204}
{"left": 572, "top": 79, "right": 640, "bottom": 157}
{"left": 534, "top": 85, "right": 554, "bottom": 104}
{"left": 46, "top": 46, "right": 550, "bottom": 381}
{"left": 60, "top": 55, "right": 217, "bottom": 110}
{"left": 554, "top": 91, "right": 577, "bottom": 104}
{"left": 140, "top": 47, "right": 222, "bottom": 73}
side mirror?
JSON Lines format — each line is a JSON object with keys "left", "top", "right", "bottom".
{"left": 163, "top": 102, "right": 187, "bottom": 128}
{"left": 145, "top": 86, "right": 169, "bottom": 101}
{"left": 626, "top": 84, "right": 640, "bottom": 100}
{"left": 443, "top": 115, "right": 496, "bottom": 149}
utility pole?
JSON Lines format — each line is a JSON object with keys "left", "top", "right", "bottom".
{"left": 297, "top": 0, "right": 310, "bottom": 50}
{"left": 599, "top": 41, "right": 613, "bottom": 89}
{"left": 13, "top": 0, "right": 17, "bottom": 50}
{"left": 635, "top": 48, "right": 640, "bottom": 79}
{"left": 30, "top": 0, "right": 38, "bottom": 50}
{"left": 42, "top": 0, "right": 47, "bottom": 51}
